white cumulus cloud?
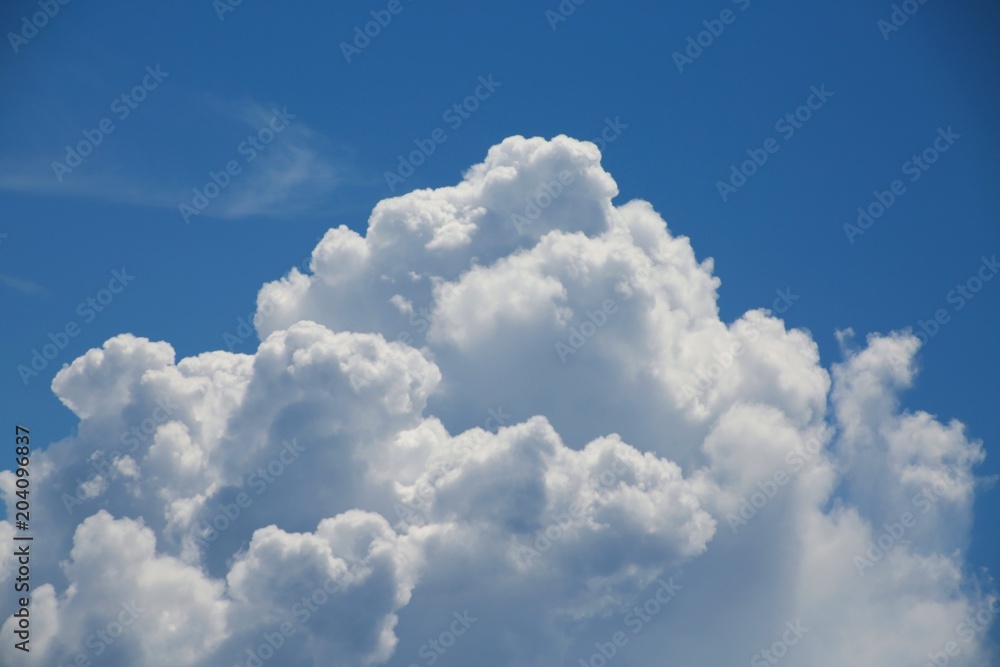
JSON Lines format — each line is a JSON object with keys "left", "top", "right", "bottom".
{"left": 1, "top": 135, "right": 994, "bottom": 667}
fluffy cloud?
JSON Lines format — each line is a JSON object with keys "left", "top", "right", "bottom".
{"left": 0, "top": 136, "right": 993, "bottom": 666}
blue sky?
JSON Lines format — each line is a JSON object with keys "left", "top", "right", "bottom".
{"left": 1, "top": 0, "right": 998, "bottom": 663}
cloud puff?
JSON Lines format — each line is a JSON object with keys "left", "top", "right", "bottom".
{"left": 1, "top": 136, "right": 993, "bottom": 666}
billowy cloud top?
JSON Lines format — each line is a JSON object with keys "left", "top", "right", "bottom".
{"left": 0, "top": 136, "right": 993, "bottom": 667}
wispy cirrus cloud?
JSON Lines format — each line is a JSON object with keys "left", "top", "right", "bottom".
{"left": 0, "top": 273, "right": 46, "bottom": 295}
{"left": 0, "top": 99, "right": 343, "bottom": 221}
{"left": 179, "top": 100, "right": 344, "bottom": 221}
